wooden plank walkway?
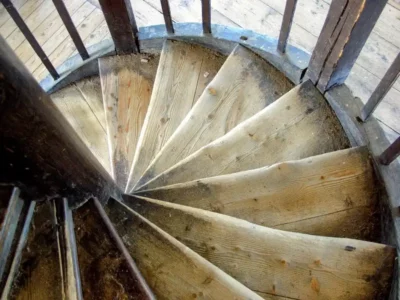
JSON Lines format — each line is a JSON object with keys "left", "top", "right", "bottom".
{"left": 0, "top": 0, "right": 399, "bottom": 141}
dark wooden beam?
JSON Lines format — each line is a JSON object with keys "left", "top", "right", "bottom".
{"left": 360, "top": 52, "right": 400, "bottom": 121}
{"left": 307, "top": 0, "right": 388, "bottom": 92}
{"left": 97, "top": 0, "right": 139, "bottom": 54}
{"left": 0, "top": 37, "right": 120, "bottom": 206}
{"left": 52, "top": 0, "right": 89, "bottom": 60}
{"left": 160, "top": 0, "right": 174, "bottom": 34}
{"left": 278, "top": 0, "right": 297, "bottom": 53}
{"left": 380, "top": 137, "right": 400, "bottom": 165}
{"left": 201, "top": 0, "right": 211, "bottom": 34}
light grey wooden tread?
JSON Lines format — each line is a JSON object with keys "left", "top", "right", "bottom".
{"left": 133, "top": 44, "right": 294, "bottom": 191}
{"left": 99, "top": 53, "right": 159, "bottom": 189}
{"left": 137, "top": 80, "right": 350, "bottom": 191}
{"left": 137, "top": 146, "right": 377, "bottom": 239}
{"left": 119, "top": 195, "right": 395, "bottom": 300}
{"left": 125, "top": 39, "right": 225, "bottom": 193}
{"left": 106, "top": 198, "right": 265, "bottom": 300}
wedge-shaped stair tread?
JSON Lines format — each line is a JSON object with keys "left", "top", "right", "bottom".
{"left": 135, "top": 45, "right": 293, "bottom": 189}
{"left": 139, "top": 147, "right": 376, "bottom": 238}
{"left": 139, "top": 80, "right": 349, "bottom": 190}
{"left": 7, "top": 201, "right": 63, "bottom": 300}
{"left": 73, "top": 200, "right": 144, "bottom": 299}
{"left": 126, "top": 40, "right": 225, "bottom": 192}
{"left": 51, "top": 78, "right": 110, "bottom": 174}
{"left": 124, "top": 196, "right": 395, "bottom": 300}
{"left": 99, "top": 54, "right": 159, "bottom": 188}
{"left": 106, "top": 200, "right": 264, "bottom": 300}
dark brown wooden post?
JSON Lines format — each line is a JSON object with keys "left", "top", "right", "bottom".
{"left": 98, "top": 0, "right": 139, "bottom": 54}
{"left": 307, "top": 0, "right": 388, "bottom": 92}
{"left": 0, "top": 37, "right": 120, "bottom": 206}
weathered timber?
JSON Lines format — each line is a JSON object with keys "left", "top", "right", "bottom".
{"left": 0, "top": 37, "right": 119, "bottom": 205}
{"left": 380, "top": 136, "right": 400, "bottom": 165}
{"left": 160, "top": 0, "right": 174, "bottom": 34}
{"left": 99, "top": 54, "right": 159, "bottom": 190}
{"left": 201, "top": 0, "right": 211, "bottom": 34}
{"left": 138, "top": 80, "right": 349, "bottom": 190}
{"left": 73, "top": 199, "right": 151, "bottom": 299}
{"left": 7, "top": 201, "right": 63, "bottom": 300}
{"left": 106, "top": 199, "right": 264, "bottom": 300}
{"left": 277, "top": 0, "right": 297, "bottom": 53}
{"left": 307, "top": 0, "right": 388, "bottom": 92}
{"left": 135, "top": 45, "right": 293, "bottom": 189}
{"left": 123, "top": 195, "right": 395, "bottom": 300}
{"left": 360, "top": 53, "right": 400, "bottom": 121}
{"left": 126, "top": 40, "right": 225, "bottom": 192}
{"left": 97, "top": 0, "right": 138, "bottom": 54}
{"left": 139, "top": 147, "right": 378, "bottom": 239}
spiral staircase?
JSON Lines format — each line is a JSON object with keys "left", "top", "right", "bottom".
{"left": 0, "top": 37, "right": 398, "bottom": 299}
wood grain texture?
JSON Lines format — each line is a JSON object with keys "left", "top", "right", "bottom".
{"left": 8, "top": 201, "right": 62, "bottom": 300}
{"left": 123, "top": 196, "right": 395, "bottom": 300}
{"left": 99, "top": 54, "right": 159, "bottom": 189}
{"left": 135, "top": 45, "right": 293, "bottom": 190}
{"left": 126, "top": 40, "right": 225, "bottom": 192}
{"left": 139, "top": 80, "right": 350, "bottom": 190}
{"left": 106, "top": 200, "right": 264, "bottom": 300}
{"left": 73, "top": 200, "right": 144, "bottom": 299}
{"left": 139, "top": 147, "right": 378, "bottom": 238}
{"left": 51, "top": 78, "right": 111, "bottom": 174}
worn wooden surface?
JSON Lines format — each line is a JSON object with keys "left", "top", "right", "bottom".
{"left": 51, "top": 77, "right": 111, "bottom": 174}
{"left": 106, "top": 199, "right": 264, "bottom": 300}
{"left": 1, "top": 0, "right": 399, "bottom": 136}
{"left": 139, "top": 147, "right": 379, "bottom": 239}
{"left": 99, "top": 53, "right": 159, "bottom": 189}
{"left": 126, "top": 40, "right": 225, "bottom": 192}
{"left": 139, "top": 81, "right": 349, "bottom": 190}
{"left": 8, "top": 201, "right": 62, "bottom": 300}
{"left": 73, "top": 200, "right": 145, "bottom": 299}
{"left": 124, "top": 196, "right": 395, "bottom": 300}
{"left": 135, "top": 45, "right": 293, "bottom": 189}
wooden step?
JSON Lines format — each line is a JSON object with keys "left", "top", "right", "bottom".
{"left": 51, "top": 78, "right": 111, "bottom": 174}
{"left": 99, "top": 54, "right": 159, "bottom": 189}
{"left": 73, "top": 200, "right": 146, "bottom": 299}
{"left": 137, "top": 80, "right": 350, "bottom": 190}
{"left": 5, "top": 201, "right": 63, "bottom": 300}
{"left": 125, "top": 40, "right": 225, "bottom": 193}
{"left": 106, "top": 199, "right": 264, "bottom": 300}
{"left": 138, "top": 147, "right": 377, "bottom": 239}
{"left": 134, "top": 45, "right": 293, "bottom": 190}
{"left": 122, "top": 196, "right": 395, "bottom": 300}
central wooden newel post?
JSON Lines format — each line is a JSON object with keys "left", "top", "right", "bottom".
{"left": 0, "top": 38, "right": 120, "bottom": 206}
{"left": 307, "top": 0, "right": 388, "bottom": 92}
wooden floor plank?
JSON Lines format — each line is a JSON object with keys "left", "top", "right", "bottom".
{"left": 51, "top": 79, "right": 111, "bottom": 174}
{"left": 0, "top": 0, "right": 46, "bottom": 39}
{"left": 99, "top": 54, "right": 159, "bottom": 189}
{"left": 136, "top": 45, "right": 292, "bottom": 189}
{"left": 7, "top": 201, "right": 63, "bottom": 300}
{"left": 5, "top": 0, "right": 56, "bottom": 51}
{"left": 126, "top": 40, "right": 225, "bottom": 192}
{"left": 33, "top": 6, "right": 104, "bottom": 81}
{"left": 13, "top": 0, "right": 85, "bottom": 65}
{"left": 139, "top": 80, "right": 350, "bottom": 190}
{"left": 23, "top": 2, "right": 95, "bottom": 77}
{"left": 0, "top": 0, "right": 28, "bottom": 28}
{"left": 122, "top": 196, "right": 395, "bottom": 300}
{"left": 106, "top": 200, "right": 265, "bottom": 300}
{"left": 139, "top": 147, "right": 378, "bottom": 239}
